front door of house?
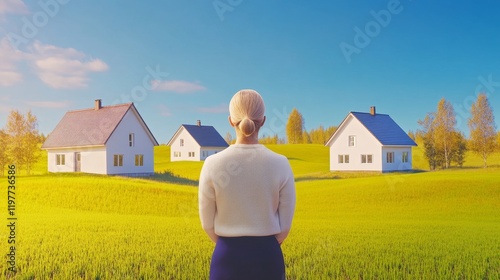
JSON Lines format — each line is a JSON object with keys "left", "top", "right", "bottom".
{"left": 75, "top": 152, "right": 81, "bottom": 172}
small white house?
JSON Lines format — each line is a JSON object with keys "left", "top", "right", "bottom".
{"left": 167, "top": 121, "right": 228, "bottom": 161}
{"left": 41, "top": 100, "right": 159, "bottom": 176}
{"left": 325, "top": 107, "right": 417, "bottom": 172}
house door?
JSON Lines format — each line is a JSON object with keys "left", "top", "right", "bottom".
{"left": 75, "top": 152, "right": 81, "bottom": 172}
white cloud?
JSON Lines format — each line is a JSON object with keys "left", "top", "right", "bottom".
{"left": 30, "top": 41, "right": 109, "bottom": 89}
{"left": 151, "top": 80, "right": 206, "bottom": 93}
{"left": 26, "top": 100, "right": 71, "bottom": 108}
{"left": 0, "top": 0, "right": 29, "bottom": 15}
{"left": 0, "top": 37, "right": 26, "bottom": 86}
{"left": 0, "top": 37, "right": 109, "bottom": 89}
{"left": 196, "top": 103, "right": 228, "bottom": 114}
{"left": 158, "top": 104, "right": 172, "bottom": 116}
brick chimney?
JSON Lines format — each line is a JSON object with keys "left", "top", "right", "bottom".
{"left": 370, "top": 106, "right": 376, "bottom": 116}
{"left": 197, "top": 120, "right": 201, "bottom": 126}
{"left": 95, "top": 99, "right": 102, "bottom": 110}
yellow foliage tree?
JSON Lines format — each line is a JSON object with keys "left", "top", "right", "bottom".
{"left": 286, "top": 108, "right": 304, "bottom": 144}
{"left": 468, "top": 93, "right": 497, "bottom": 168}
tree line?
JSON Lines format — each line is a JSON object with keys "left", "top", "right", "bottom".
{"left": 0, "top": 110, "right": 41, "bottom": 175}
{"left": 415, "top": 93, "right": 497, "bottom": 169}
{"left": 253, "top": 94, "right": 499, "bottom": 170}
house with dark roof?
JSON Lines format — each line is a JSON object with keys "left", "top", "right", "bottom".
{"left": 41, "top": 99, "right": 158, "bottom": 175}
{"left": 325, "top": 107, "right": 417, "bottom": 172}
{"left": 167, "top": 120, "right": 228, "bottom": 161}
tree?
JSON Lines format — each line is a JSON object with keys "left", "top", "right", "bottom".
{"left": 5, "top": 110, "right": 41, "bottom": 175}
{"left": 468, "top": 93, "right": 497, "bottom": 168}
{"left": 497, "top": 132, "right": 500, "bottom": 151}
{"left": 433, "top": 98, "right": 457, "bottom": 168}
{"left": 451, "top": 131, "right": 467, "bottom": 168}
{"left": 308, "top": 125, "right": 337, "bottom": 145}
{"left": 224, "top": 132, "right": 233, "bottom": 145}
{"left": 418, "top": 112, "right": 439, "bottom": 170}
{"left": 302, "top": 130, "right": 311, "bottom": 144}
{"left": 259, "top": 134, "right": 279, "bottom": 144}
{"left": 286, "top": 108, "right": 304, "bottom": 144}
{"left": 0, "top": 130, "right": 9, "bottom": 176}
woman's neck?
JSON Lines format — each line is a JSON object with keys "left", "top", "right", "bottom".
{"left": 234, "top": 132, "right": 259, "bottom": 144}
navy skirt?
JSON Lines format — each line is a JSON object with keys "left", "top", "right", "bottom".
{"left": 210, "top": 236, "right": 285, "bottom": 280}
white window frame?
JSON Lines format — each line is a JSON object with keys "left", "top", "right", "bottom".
{"left": 135, "top": 154, "right": 144, "bottom": 166}
{"left": 114, "top": 154, "right": 123, "bottom": 166}
{"left": 129, "top": 133, "right": 134, "bottom": 147}
{"left": 361, "top": 154, "right": 373, "bottom": 164}
{"left": 348, "top": 135, "right": 356, "bottom": 147}
{"left": 338, "top": 154, "right": 349, "bottom": 164}
{"left": 402, "top": 152, "right": 409, "bottom": 163}
{"left": 387, "top": 152, "right": 394, "bottom": 163}
{"left": 56, "top": 154, "right": 65, "bottom": 165}
{"left": 180, "top": 139, "right": 184, "bottom": 147}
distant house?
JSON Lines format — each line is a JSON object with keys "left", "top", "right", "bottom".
{"left": 167, "top": 121, "right": 228, "bottom": 161}
{"left": 325, "top": 107, "right": 417, "bottom": 172}
{"left": 41, "top": 99, "right": 159, "bottom": 176}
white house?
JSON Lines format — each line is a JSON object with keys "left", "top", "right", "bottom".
{"left": 325, "top": 107, "right": 417, "bottom": 172}
{"left": 167, "top": 121, "right": 228, "bottom": 161}
{"left": 41, "top": 100, "right": 159, "bottom": 176}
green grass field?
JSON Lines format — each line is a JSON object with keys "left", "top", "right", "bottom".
{"left": 1, "top": 145, "right": 499, "bottom": 279}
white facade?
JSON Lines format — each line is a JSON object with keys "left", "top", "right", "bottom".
{"left": 169, "top": 127, "right": 225, "bottom": 161}
{"left": 44, "top": 104, "right": 157, "bottom": 176}
{"left": 47, "top": 146, "right": 107, "bottom": 174}
{"left": 105, "top": 109, "right": 156, "bottom": 175}
{"left": 327, "top": 114, "right": 414, "bottom": 172}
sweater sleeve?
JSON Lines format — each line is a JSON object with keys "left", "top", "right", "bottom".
{"left": 198, "top": 159, "right": 218, "bottom": 243}
{"left": 275, "top": 159, "right": 296, "bottom": 244}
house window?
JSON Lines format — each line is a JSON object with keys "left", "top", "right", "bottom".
{"left": 361, "top": 154, "right": 373, "bottom": 164}
{"left": 135, "top": 154, "right": 144, "bottom": 166}
{"left": 387, "top": 152, "right": 394, "bottom": 163}
{"left": 56, "top": 154, "right": 65, "bottom": 165}
{"left": 180, "top": 139, "right": 184, "bottom": 147}
{"left": 129, "top": 133, "right": 134, "bottom": 147}
{"left": 338, "top": 154, "right": 349, "bottom": 164}
{"left": 114, "top": 154, "right": 123, "bottom": 166}
{"left": 348, "top": 135, "right": 356, "bottom": 147}
{"left": 402, "top": 152, "right": 409, "bottom": 163}
{"left": 188, "top": 152, "right": 195, "bottom": 157}
{"left": 174, "top": 152, "right": 181, "bottom": 157}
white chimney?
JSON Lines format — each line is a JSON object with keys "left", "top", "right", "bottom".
{"left": 95, "top": 99, "right": 102, "bottom": 110}
{"left": 370, "top": 106, "right": 376, "bottom": 116}
{"left": 197, "top": 120, "right": 201, "bottom": 126}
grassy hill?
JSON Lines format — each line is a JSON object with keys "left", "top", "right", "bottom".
{"left": 1, "top": 145, "right": 499, "bottom": 279}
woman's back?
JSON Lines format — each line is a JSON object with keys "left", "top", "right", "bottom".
{"left": 199, "top": 144, "right": 295, "bottom": 238}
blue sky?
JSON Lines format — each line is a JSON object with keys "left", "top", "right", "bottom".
{"left": 1, "top": 0, "right": 499, "bottom": 143}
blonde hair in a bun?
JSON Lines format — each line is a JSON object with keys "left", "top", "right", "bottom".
{"left": 229, "top": 89, "right": 265, "bottom": 137}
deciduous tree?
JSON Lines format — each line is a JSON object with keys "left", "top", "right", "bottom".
{"left": 286, "top": 108, "right": 304, "bottom": 144}
{"left": 0, "top": 129, "right": 9, "bottom": 176}
{"left": 434, "top": 98, "right": 457, "bottom": 168}
{"left": 5, "top": 110, "right": 41, "bottom": 174}
{"left": 468, "top": 93, "right": 497, "bottom": 168}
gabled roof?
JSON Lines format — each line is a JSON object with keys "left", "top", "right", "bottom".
{"left": 325, "top": 111, "right": 416, "bottom": 146}
{"left": 167, "top": 124, "right": 229, "bottom": 147}
{"left": 42, "top": 103, "right": 158, "bottom": 149}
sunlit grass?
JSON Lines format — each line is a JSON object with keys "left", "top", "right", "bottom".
{"left": 1, "top": 145, "right": 499, "bottom": 278}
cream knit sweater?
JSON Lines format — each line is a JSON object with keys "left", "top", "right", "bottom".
{"left": 199, "top": 144, "right": 296, "bottom": 243}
